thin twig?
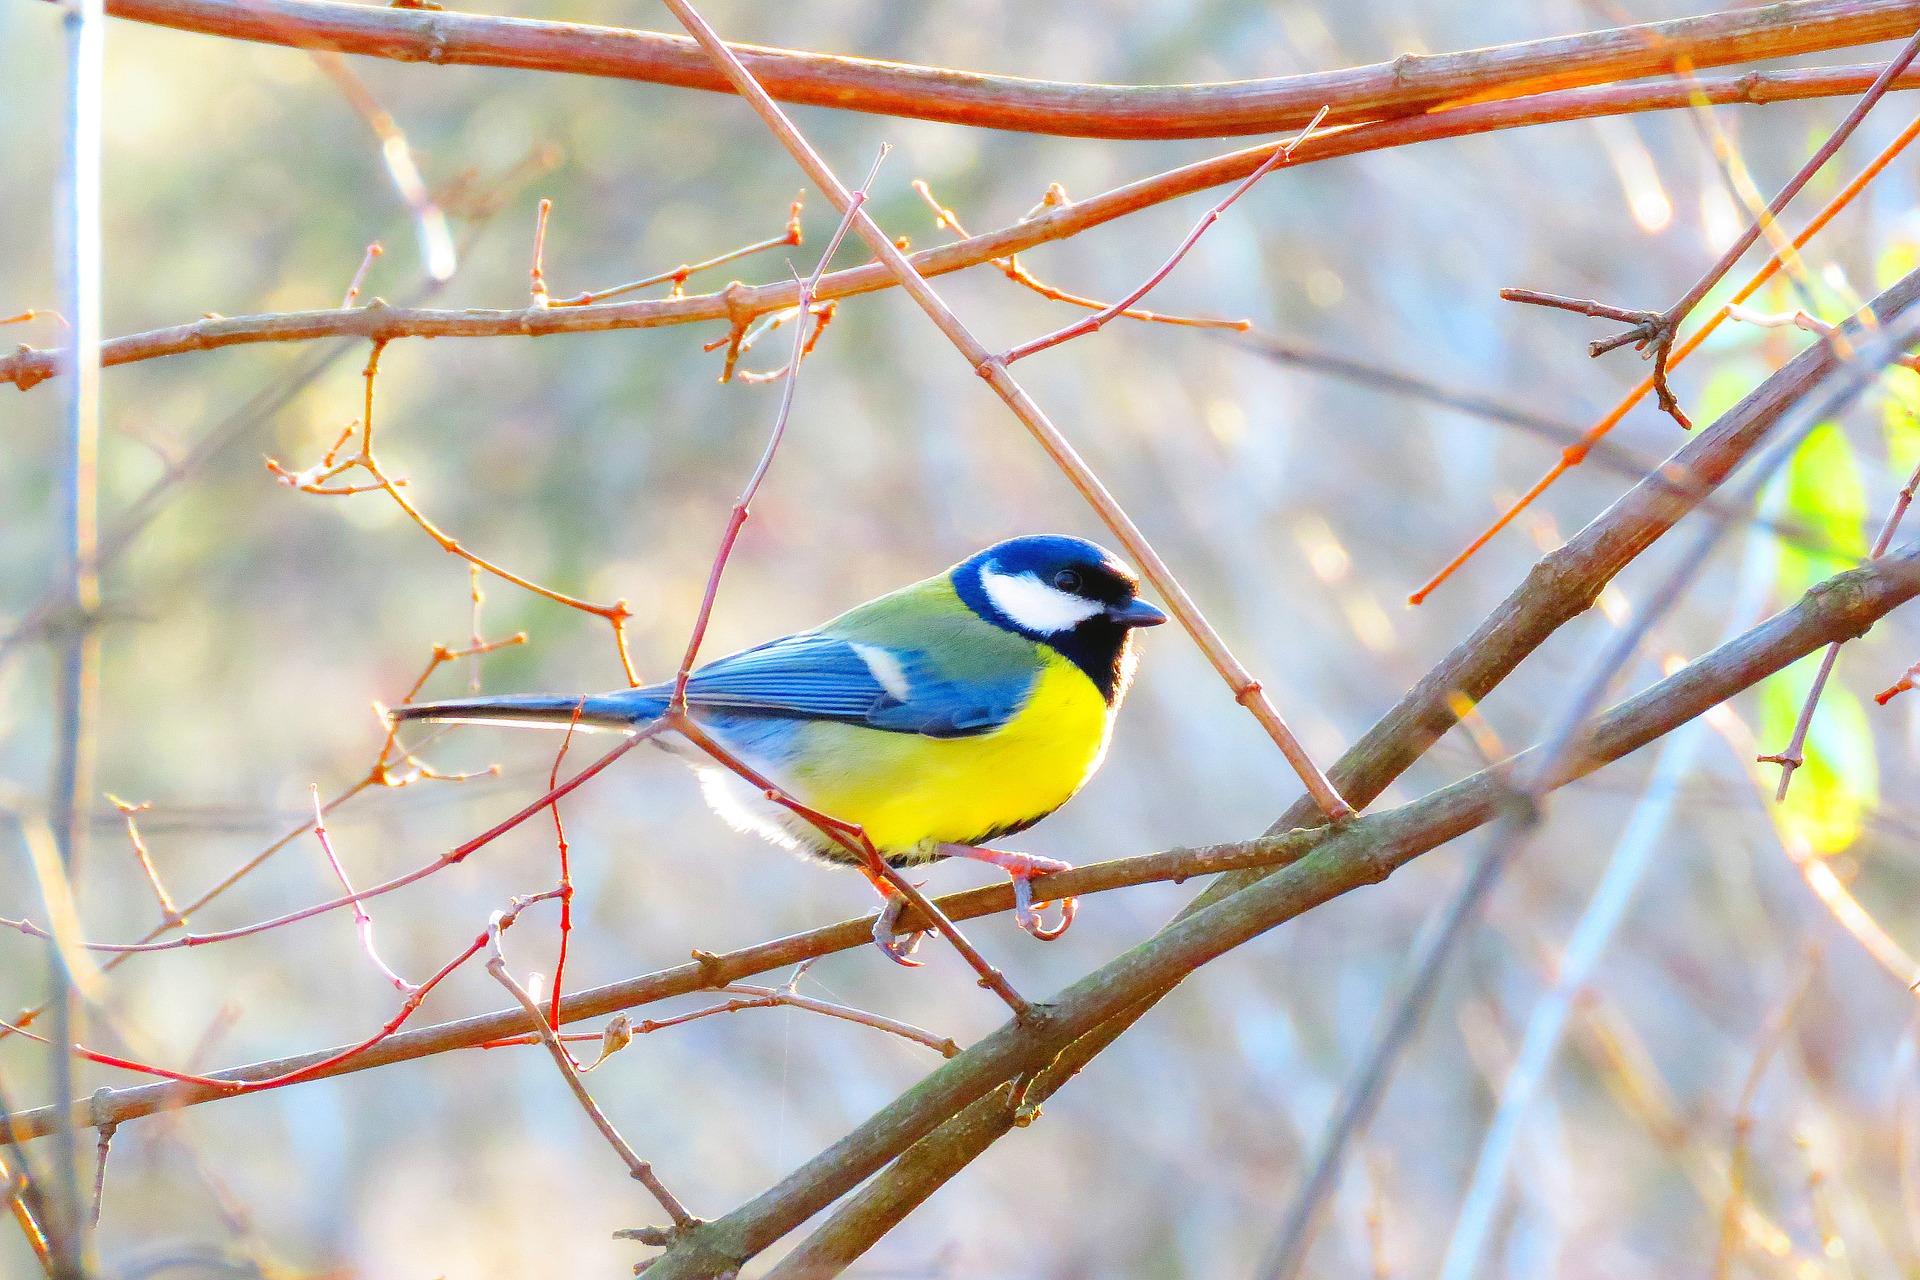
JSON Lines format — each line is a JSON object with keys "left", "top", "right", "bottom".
{"left": 549, "top": 193, "right": 803, "bottom": 306}
{"left": 339, "top": 241, "right": 382, "bottom": 309}
{"left": 1592, "top": 28, "right": 1920, "bottom": 371}
{"left": 996, "top": 111, "right": 1326, "bottom": 362}
{"left": 1259, "top": 301, "right": 1920, "bottom": 1280}
{"left": 1411, "top": 97, "right": 1920, "bottom": 604}
{"left": 1760, "top": 440, "right": 1920, "bottom": 793}
{"left": 914, "top": 180, "right": 1243, "bottom": 333}
{"left": 309, "top": 784, "right": 415, "bottom": 993}
{"left": 1715, "top": 949, "right": 1822, "bottom": 1280}
{"left": 484, "top": 918, "right": 696, "bottom": 1230}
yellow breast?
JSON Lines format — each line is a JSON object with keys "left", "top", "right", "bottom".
{"left": 786, "top": 653, "right": 1115, "bottom": 859}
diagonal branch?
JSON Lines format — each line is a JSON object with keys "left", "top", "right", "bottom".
{"left": 748, "top": 265, "right": 1920, "bottom": 1276}
{"left": 639, "top": 539, "right": 1920, "bottom": 1279}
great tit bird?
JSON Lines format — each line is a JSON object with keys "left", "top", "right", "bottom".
{"left": 391, "top": 534, "right": 1166, "bottom": 959}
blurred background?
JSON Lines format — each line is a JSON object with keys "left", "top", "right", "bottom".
{"left": 8, "top": 1, "right": 1920, "bottom": 1276}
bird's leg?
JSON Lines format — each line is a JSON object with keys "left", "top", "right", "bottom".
{"left": 937, "top": 844, "right": 1077, "bottom": 941}
{"left": 859, "top": 865, "right": 925, "bottom": 966}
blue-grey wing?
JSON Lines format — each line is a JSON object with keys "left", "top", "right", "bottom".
{"left": 664, "top": 633, "right": 1029, "bottom": 738}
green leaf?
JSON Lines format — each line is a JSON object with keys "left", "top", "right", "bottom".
{"left": 1759, "top": 655, "right": 1879, "bottom": 855}
{"left": 1775, "top": 423, "right": 1867, "bottom": 596}
{"left": 1884, "top": 365, "right": 1920, "bottom": 477}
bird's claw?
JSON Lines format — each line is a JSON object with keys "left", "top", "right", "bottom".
{"left": 1012, "top": 873, "right": 1076, "bottom": 941}
{"left": 872, "top": 893, "right": 925, "bottom": 966}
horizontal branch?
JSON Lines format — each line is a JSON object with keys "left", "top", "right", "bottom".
{"left": 13, "top": 537, "right": 1920, "bottom": 1155}
{"left": 92, "top": 0, "right": 1920, "bottom": 139}
{"left": 0, "top": 832, "right": 1323, "bottom": 1141}
{"left": 10, "top": 58, "right": 1920, "bottom": 392}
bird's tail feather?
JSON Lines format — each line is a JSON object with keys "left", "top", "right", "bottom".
{"left": 389, "top": 690, "right": 666, "bottom": 733}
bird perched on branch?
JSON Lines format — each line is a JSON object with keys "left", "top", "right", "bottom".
{"left": 391, "top": 535, "right": 1166, "bottom": 962}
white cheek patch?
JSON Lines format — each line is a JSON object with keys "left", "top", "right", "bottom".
{"left": 980, "top": 569, "right": 1103, "bottom": 634}
{"left": 850, "top": 642, "right": 912, "bottom": 701}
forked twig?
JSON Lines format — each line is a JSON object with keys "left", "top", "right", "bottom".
{"left": 485, "top": 918, "right": 696, "bottom": 1232}
{"left": 912, "top": 180, "right": 1245, "bottom": 334}
{"left": 1001, "top": 105, "right": 1328, "bottom": 365}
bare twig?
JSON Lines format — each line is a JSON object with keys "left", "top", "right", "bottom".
{"left": 750, "top": 268, "right": 1920, "bottom": 1279}
{"left": 1259, "top": 299, "right": 1920, "bottom": 1280}
{"left": 998, "top": 106, "right": 1327, "bottom": 363}
{"left": 914, "top": 180, "right": 1243, "bottom": 333}
{"left": 484, "top": 919, "right": 695, "bottom": 1231}
{"left": 550, "top": 193, "right": 803, "bottom": 306}
{"left": 1760, "top": 431, "right": 1920, "bottom": 793}
{"left": 309, "top": 784, "right": 415, "bottom": 993}
{"left": 339, "top": 241, "right": 382, "bottom": 309}
{"left": 14, "top": 541, "right": 1920, "bottom": 1162}
{"left": 1590, "top": 28, "right": 1920, "bottom": 380}
{"left": 1715, "top": 950, "right": 1822, "bottom": 1280}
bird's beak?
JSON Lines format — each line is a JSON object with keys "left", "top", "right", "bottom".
{"left": 1107, "top": 598, "right": 1169, "bottom": 627}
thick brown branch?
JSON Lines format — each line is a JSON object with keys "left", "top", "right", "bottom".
{"left": 10, "top": 59, "right": 1920, "bottom": 392}
{"left": 641, "top": 540, "right": 1920, "bottom": 1279}
{"left": 744, "top": 268, "right": 1920, "bottom": 1274}
{"left": 87, "top": 0, "right": 1920, "bottom": 139}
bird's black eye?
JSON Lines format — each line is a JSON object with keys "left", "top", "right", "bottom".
{"left": 1053, "top": 569, "right": 1083, "bottom": 593}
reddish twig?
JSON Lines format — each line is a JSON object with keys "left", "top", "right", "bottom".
{"left": 0, "top": 633, "right": 520, "bottom": 1051}
{"left": 485, "top": 918, "right": 697, "bottom": 1231}
{"left": 1515, "top": 30, "right": 1920, "bottom": 435}
{"left": 18, "top": 62, "right": 1920, "bottom": 397}
{"left": 79, "top": 0, "right": 1920, "bottom": 140}
{"left": 308, "top": 784, "right": 415, "bottom": 993}
{"left": 1001, "top": 106, "right": 1328, "bottom": 364}
{"left": 0, "top": 732, "right": 651, "bottom": 956}
{"left": 104, "top": 795, "right": 182, "bottom": 930}
{"left": 546, "top": 705, "right": 585, "bottom": 1031}
{"left": 1, "top": 890, "right": 565, "bottom": 1096}
{"left": 911, "top": 180, "right": 1246, "bottom": 334}
{"left": 3, "top": 309, "right": 69, "bottom": 328}
{"left": 339, "top": 242, "right": 382, "bottom": 309}
{"left": 265, "top": 339, "right": 639, "bottom": 685}
{"left": 662, "top": 0, "right": 1353, "bottom": 821}
{"left": 1596, "top": 31, "right": 1920, "bottom": 372}
{"left": 646, "top": 155, "right": 1039, "bottom": 1015}
{"left": 528, "top": 197, "right": 553, "bottom": 307}
{"left": 550, "top": 193, "right": 804, "bottom": 306}
{"left": 488, "top": 965, "right": 959, "bottom": 1058}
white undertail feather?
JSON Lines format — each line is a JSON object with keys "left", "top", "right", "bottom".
{"left": 979, "top": 568, "right": 1103, "bottom": 634}
{"left": 694, "top": 764, "right": 832, "bottom": 857}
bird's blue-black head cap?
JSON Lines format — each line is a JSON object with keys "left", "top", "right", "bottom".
{"left": 954, "top": 535, "right": 1167, "bottom": 701}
